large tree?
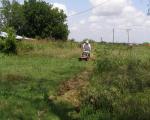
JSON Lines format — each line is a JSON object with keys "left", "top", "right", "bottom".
{"left": 0, "top": 0, "right": 69, "bottom": 40}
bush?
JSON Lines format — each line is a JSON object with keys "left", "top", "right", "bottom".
{"left": 0, "top": 28, "right": 17, "bottom": 54}
{"left": 0, "top": 38, "right": 5, "bottom": 50}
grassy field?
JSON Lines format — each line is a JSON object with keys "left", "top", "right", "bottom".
{"left": 0, "top": 41, "right": 150, "bottom": 120}
{"left": 0, "top": 40, "right": 87, "bottom": 120}
{"left": 79, "top": 44, "right": 150, "bottom": 120}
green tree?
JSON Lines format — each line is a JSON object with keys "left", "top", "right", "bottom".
{"left": 0, "top": 0, "right": 25, "bottom": 34}
{"left": 0, "top": 0, "right": 69, "bottom": 40}
{"left": 0, "top": 0, "right": 11, "bottom": 27}
{"left": 11, "top": 1, "right": 26, "bottom": 35}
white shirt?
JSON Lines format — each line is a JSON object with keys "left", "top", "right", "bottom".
{"left": 82, "top": 43, "right": 91, "bottom": 51}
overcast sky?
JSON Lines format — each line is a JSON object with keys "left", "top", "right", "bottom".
{"left": 12, "top": 0, "right": 150, "bottom": 43}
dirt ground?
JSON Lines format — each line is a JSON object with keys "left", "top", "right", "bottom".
{"left": 49, "top": 70, "right": 92, "bottom": 108}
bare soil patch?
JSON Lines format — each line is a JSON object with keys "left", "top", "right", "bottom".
{"left": 49, "top": 70, "right": 92, "bottom": 108}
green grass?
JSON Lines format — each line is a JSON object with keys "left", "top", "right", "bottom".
{"left": 0, "top": 41, "right": 87, "bottom": 120}
{"left": 0, "top": 41, "right": 150, "bottom": 120}
{"left": 79, "top": 43, "right": 150, "bottom": 120}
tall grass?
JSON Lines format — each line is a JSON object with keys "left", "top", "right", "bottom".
{"left": 0, "top": 40, "right": 86, "bottom": 120}
{"left": 1, "top": 41, "right": 150, "bottom": 120}
{"left": 79, "top": 44, "right": 150, "bottom": 120}
{"left": 17, "top": 40, "right": 81, "bottom": 58}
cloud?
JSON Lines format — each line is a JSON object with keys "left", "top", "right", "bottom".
{"left": 89, "top": 16, "right": 99, "bottom": 22}
{"left": 53, "top": 3, "right": 68, "bottom": 14}
{"left": 53, "top": 3, "right": 77, "bottom": 17}
{"left": 80, "top": 20, "right": 86, "bottom": 24}
{"left": 69, "top": 0, "right": 150, "bottom": 43}
{"left": 89, "top": 0, "right": 143, "bottom": 23}
{"left": 89, "top": 0, "right": 150, "bottom": 28}
{"left": 70, "top": 26, "right": 78, "bottom": 31}
{"left": 85, "top": 0, "right": 150, "bottom": 43}
{"left": 90, "top": 0, "right": 130, "bottom": 16}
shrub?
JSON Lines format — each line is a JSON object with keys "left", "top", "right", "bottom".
{"left": 0, "top": 27, "right": 17, "bottom": 54}
{"left": 0, "top": 38, "right": 5, "bottom": 51}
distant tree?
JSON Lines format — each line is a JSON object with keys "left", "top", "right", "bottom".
{"left": 29, "top": 0, "right": 37, "bottom": 3}
{"left": 69, "top": 38, "right": 76, "bottom": 42}
{"left": 0, "top": 0, "right": 25, "bottom": 34}
{"left": 11, "top": 1, "right": 26, "bottom": 35}
{"left": 83, "top": 38, "right": 95, "bottom": 43}
{"left": 0, "top": 0, "right": 69, "bottom": 40}
{"left": 0, "top": 0, "right": 11, "bottom": 27}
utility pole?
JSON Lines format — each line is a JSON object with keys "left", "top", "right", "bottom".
{"left": 126, "top": 29, "right": 131, "bottom": 43}
{"left": 113, "top": 28, "right": 115, "bottom": 43}
{"left": 147, "top": 0, "right": 150, "bottom": 16}
{"left": 101, "top": 37, "right": 103, "bottom": 42}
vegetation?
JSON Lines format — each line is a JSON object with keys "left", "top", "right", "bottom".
{"left": 79, "top": 44, "right": 150, "bottom": 120}
{"left": 0, "top": 0, "right": 149, "bottom": 119}
{"left": 0, "top": 27, "right": 17, "bottom": 54}
{"left": 0, "top": 0, "right": 69, "bottom": 40}
{"left": 0, "top": 41, "right": 149, "bottom": 120}
{"left": 0, "top": 40, "right": 86, "bottom": 119}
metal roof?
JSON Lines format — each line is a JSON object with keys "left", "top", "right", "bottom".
{"left": 0, "top": 32, "right": 29, "bottom": 40}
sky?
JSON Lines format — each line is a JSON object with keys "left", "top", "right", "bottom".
{"left": 11, "top": 0, "right": 150, "bottom": 43}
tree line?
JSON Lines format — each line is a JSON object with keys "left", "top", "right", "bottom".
{"left": 0, "top": 0, "right": 69, "bottom": 40}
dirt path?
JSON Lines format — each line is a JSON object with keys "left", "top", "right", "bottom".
{"left": 49, "top": 69, "right": 92, "bottom": 108}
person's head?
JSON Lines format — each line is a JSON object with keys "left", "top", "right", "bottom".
{"left": 85, "top": 40, "right": 89, "bottom": 44}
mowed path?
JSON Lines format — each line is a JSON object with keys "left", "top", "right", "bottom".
{"left": 0, "top": 54, "right": 87, "bottom": 120}
{"left": 57, "top": 70, "right": 91, "bottom": 105}
{"left": 49, "top": 67, "right": 93, "bottom": 110}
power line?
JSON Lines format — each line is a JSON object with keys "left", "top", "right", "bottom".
{"left": 68, "top": 0, "right": 108, "bottom": 17}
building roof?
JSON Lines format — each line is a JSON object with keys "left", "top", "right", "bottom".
{"left": 0, "top": 32, "right": 29, "bottom": 40}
